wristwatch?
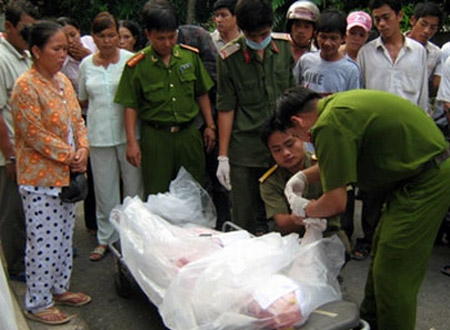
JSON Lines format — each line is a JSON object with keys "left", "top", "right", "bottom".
{"left": 6, "top": 155, "right": 16, "bottom": 165}
{"left": 206, "top": 124, "right": 217, "bottom": 131}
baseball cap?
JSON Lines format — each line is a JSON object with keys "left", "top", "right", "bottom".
{"left": 286, "top": 1, "right": 320, "bottom": 23}
{"left": 346, "top": 11, "right": 372, "bottom": 32}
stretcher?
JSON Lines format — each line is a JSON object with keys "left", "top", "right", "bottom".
{"left": 109, "top": 220, "right": 369, "bottom": 330}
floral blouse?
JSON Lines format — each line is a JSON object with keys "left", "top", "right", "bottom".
{"left": 11, "top": 66, "right": 89, "bottom": 187}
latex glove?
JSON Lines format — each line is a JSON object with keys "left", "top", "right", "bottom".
{"left": 284, "top": 171, "right": 308, "bottom": 202}
{"left": 289, "top": 195, "right": 310, "bottom": 218}
{"left": 217, "top": 156, "right": 232, "bottom": 190}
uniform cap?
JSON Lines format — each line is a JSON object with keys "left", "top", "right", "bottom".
{"left": 346, "top": 11, "right": 372, "bottom": 32}
{"left": 286, "top": 1, "right": 320, "bottom": 22}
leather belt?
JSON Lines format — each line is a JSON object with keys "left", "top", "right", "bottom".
{"left": 422, "top": 146, "right": 450, "bottom": 172}
{"left": 143, "top": 120, "right": 192, "bottom": 133}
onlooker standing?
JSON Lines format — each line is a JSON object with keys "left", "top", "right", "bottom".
{"left": 210, "top": 0, "right": 240, "bottom": 50}
{"left": 285, "top": 0, "right": 320, "bottom": 64}
{"left": 118, "top": 20, "right": 143, "bottom": 53}
{"left": 405, "top": 2, "right": 444, "bottom": 95}
{"left": 57, "top": 16, "right": 98, "bottom": 236}
{"left": 216, "top": 0, "right": 295, "bottom": 233}
{"left": 0, "top": 0, "right": 38, "bottom": 281}
{"left": 340, "top": 11, "right": 372, "bottom": 61}
{"left": 115, "top": 4, "right": 215, "bottom": 197}
{"left": 11, "top": 21, "right": 91, "bottom": 325}
{"left": 79, "top": 12, "right": 143, "bottom": 261}
{"left": 293, "top": 9, "right": 362, "bottom": 95}
{"left": 358, "top": 0, "right": 428, "bottom": 111}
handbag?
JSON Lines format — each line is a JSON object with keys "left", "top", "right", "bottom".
{"left": 59, "top": 172, "right": 88, "bottom": 203}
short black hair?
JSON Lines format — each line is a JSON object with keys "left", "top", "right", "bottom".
{"left": 21, "top": 20, "right": 62, "bottom": 56}
{"left": 316, "top": 9, "right": 346, "bottom": 36}
{"left": 412, "top": 2, "right": 445, "bottom": 27}
{"left": 213, "top": 0, "right": 238, "bottom": 15}
{"left": 56, "top": 17, "right": 80, "bottom": 31}
{"left": 260, "top": 115, "right": 289, "bottom": 147}
{"left": 6, "top": 0, "right": 39, "bottom": 27}
{"left": 369, "top": 0, "right": 402, "bottom": 14}
{"left": 142, "top": 1, "right": 178, "bottom": 32}
{"left": 119, "top": 20, "right": 144, "bottom": 51}
{"left": 276, "top": 87, "right": 320, "bottom": 128}
{"left": 236, "top": 0, "right": 273, "bottom": 33}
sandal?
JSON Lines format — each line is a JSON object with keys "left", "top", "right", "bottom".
{"left": 54, "top": 291, "right": 92, "bottom": 307}
{"left": 89, "top": 245, "right": 108, "bottom": 261}
{"left": 441, "top": 264, "right": 450, "bottom": 277}
{"left": 351, "top": 240, "right": 371, "bottom": 261}
{"left": 24, "top": 306, "right": 74, "bottom": 325}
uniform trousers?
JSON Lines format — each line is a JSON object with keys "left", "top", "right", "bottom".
{"left": 0, "top": 166, "right": 25, "bottom": 275}
{"left": 230, "top": 165, "right": 268, "bottom": 233}
{"left": 140, "top": 124, "right": 205, "bottom": 196}
{"left": 90, "top": 143, "right": 143, "bottom": 245}
{"left": 360, "top": 158, "right": 450, "bottom": 330}
{"left": 21, "top": 189, "right": 75, "bottom": 313}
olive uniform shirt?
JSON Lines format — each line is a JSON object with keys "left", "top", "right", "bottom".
{"left": 259, "top": 153, "right": 341, "bottom": 234}
{"left": 114, "top": 44, "right": 213, "bottom": 123}
{"left": 216, "top": 34, "right": 296, "bottom": 167}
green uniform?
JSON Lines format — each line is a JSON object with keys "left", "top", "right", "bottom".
{"left": 313, "top": 89, "right": 450, "bottom": 330}
{"left": 115, "top": 44, "right": 213, "bottom": 196}
{"left": 217, "top": 34, "right": 296, "bottom": 232}
{"left": 259, "top": 154, "right": 350, "bottom": 253}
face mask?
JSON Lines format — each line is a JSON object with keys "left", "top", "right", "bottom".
{"left": 245, "top": 34, "right": 272, "bottom": 50}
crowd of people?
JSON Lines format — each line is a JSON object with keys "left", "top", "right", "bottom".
{"left": 0, "top": 0, "right": 450, "bottom": 328}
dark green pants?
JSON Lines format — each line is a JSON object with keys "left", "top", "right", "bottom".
{"left": 230, "top": 165, "right": 268, "bottom": 233}
{"left": 140, "top": 124, "right": 205, "bottom": 197}
{"left": 360, "top": 158, "right": 450, "bottom": 330}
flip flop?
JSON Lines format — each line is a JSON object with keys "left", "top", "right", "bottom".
{"left": 54, "top": 291, "right": 92, "bottom": 307}
{"left": 24, "top": 306, "right": 74, "bottom": 325}
{"left": 440, "top": 264, "right": 450, "bottom": 277}
{"left": 89, "top": 245, "right": 108, "bottom": 261}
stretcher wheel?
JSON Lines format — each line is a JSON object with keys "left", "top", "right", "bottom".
{"left": 114, "top": 255, "right": 133, "bottom": 298}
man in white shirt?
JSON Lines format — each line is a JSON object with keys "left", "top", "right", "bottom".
{"left": 210, "top": 0, "right": 240, "bottom": 50}
{"left": 357, "top": 0, "right": 428, "bottom": 111}
{"left": 0, "top": 0, "right": 38, "bottom": 280}
{"left": 405, "top": 1, "right": 444, "bottom": 95}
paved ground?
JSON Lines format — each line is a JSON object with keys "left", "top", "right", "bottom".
{"left": 9, "top": 201, "right": 450, "bottom": 330}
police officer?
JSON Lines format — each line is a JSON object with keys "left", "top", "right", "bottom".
{"left": 215, "top": 0, "right": 296, "bottom": 233}
{"left": 114, "top": 5, "right": 215, "bottom": 196}
{"left": 276, "top": 87, "right": 450, "bottom": 330}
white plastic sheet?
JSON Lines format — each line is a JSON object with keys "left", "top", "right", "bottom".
{"left": 111, "top": 196, "right": 345, "bottom": 330}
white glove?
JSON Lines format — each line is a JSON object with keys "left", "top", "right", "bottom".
{"left": 289, "top": 195, "right": 310, "bottom": 217}
{"left": 217, "top": 156, "right": 232, "bottom": 191}
{"left": 284, "top": 171, "right": 308, "bottom": 202}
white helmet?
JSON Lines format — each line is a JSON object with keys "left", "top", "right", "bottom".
{"left": 286, "top": 1, "right": 320, "bottom": 23}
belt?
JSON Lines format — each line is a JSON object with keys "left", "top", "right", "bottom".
{"left": 143, "top": 120, "right": 192, "bottom": 133}
{"left": 422, "top": 146, "right": 450, "bottom": 172}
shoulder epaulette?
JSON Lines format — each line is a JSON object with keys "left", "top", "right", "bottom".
{"left": 219, "top": 42, "right": 241, "bottom": 60}
{"left": 271, "top": 32, "right": 291, "bottom": 42}
{"left": 126, "top": 52, "right": 145, "bottom": 67}
{"left": 259, "top": 165, "right": 279, "bottom": 183}
{"left": 180, "top": 43, "right": 200, "bottom": 53}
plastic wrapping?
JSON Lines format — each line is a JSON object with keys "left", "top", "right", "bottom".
{"left": 146, "top": 167, "right": 216, "bottom": 228}
{"left": 111, "top": 196, "right": 345, "bottom": 330}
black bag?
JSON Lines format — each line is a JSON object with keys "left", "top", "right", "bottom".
{"left": 59, "top": 172, "right": 88, "bottom": 203}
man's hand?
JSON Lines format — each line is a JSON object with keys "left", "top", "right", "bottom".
{"left": 126, "top": 140, "right": 141, "bottom": 167}
{"left": 284, "top": 171, "right": 308, "bottom": 202}
{"left": 289, "top": 195, "right": 310, "bottom": 218}
{"left": 70, "top": 147, "right": 88, "bottom": 173}
{"left": 216, "top": 155, "right": 231, "bottom": 190}
{"left": 203, "top": 127, "right": 216, "bottom": 153}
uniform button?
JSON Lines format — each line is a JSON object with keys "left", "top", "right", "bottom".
{"left": 170, "top": 84, "right": 174, "bottom": 88}
{"left": 172, "top": 97, "right": 176, "bottom": 102}
{"left": 169, "top": 70, "right": 172, "bottom": 73}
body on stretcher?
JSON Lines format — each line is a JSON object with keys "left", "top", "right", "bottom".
{"left": 109, "top": 197, "right": 369, "bottom": 330}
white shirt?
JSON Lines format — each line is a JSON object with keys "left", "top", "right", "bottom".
{"left": 78, "top": 49, "right": 134, "bottom": 147}
{"left": 357, "top": 36, "right": 428, "bottom": 111}
{"left": 0, "top": 38, "right": 32, "bottom": 165}
{"left": 424, "top": 40, "right": 443, "bottom": 79}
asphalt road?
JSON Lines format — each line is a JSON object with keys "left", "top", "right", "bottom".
{"left": 9, "top": 201, "right": 450, "bottom": 330}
